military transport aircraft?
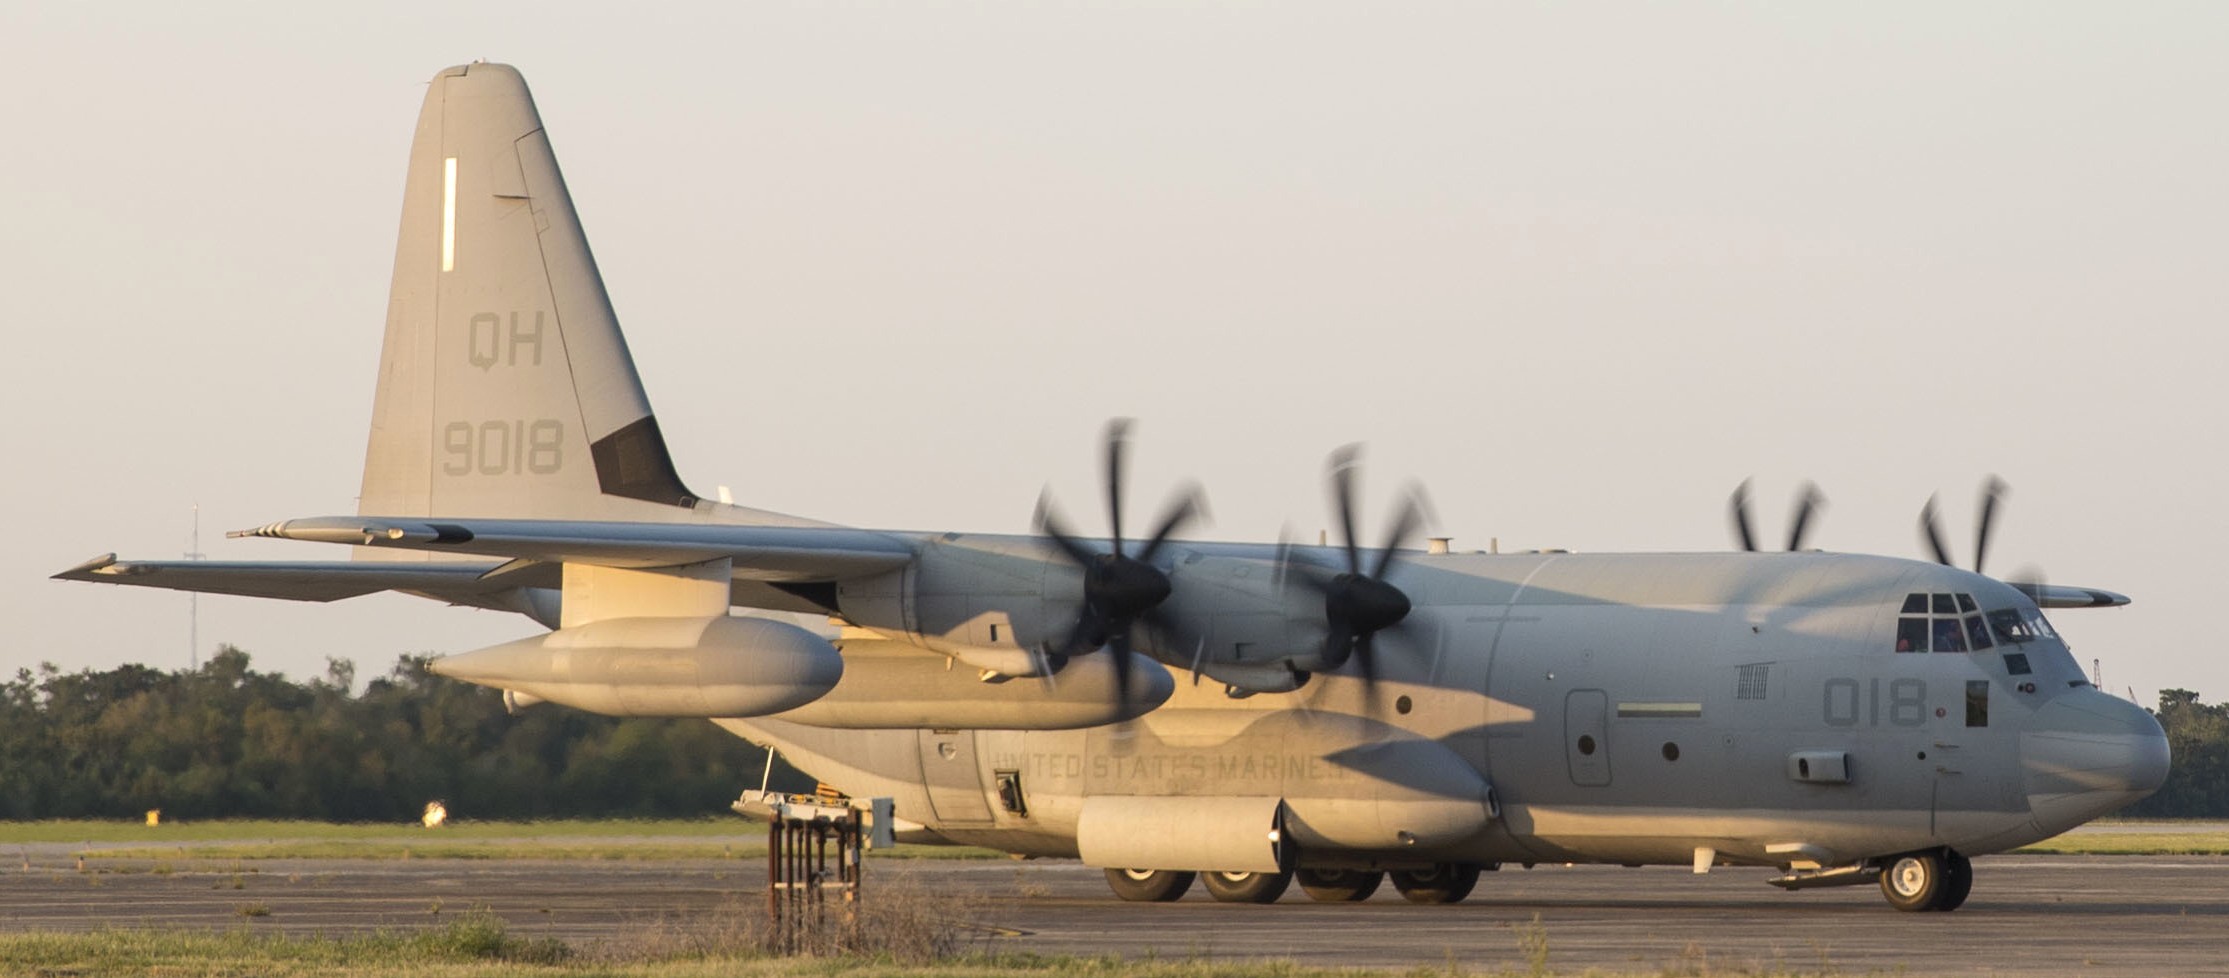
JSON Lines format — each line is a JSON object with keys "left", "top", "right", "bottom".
{"left": 58, "top": 63, "right": 2168, "bottom": 912}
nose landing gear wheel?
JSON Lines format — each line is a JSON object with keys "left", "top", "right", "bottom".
{"left": 1296, "top": 868, "right": 1384, "bottom": 902}
{"left": 1878, "top": 849, "right": 1971, "bottom": 912}
{"left": 1105, "top": 868, "right": 1196, "bottom": 902}
{"left": 1201, "top": 869, "right": 1294, "bottom": 903}
{"left": 1388, "top": 863, "right": 1482, "bottom": 904}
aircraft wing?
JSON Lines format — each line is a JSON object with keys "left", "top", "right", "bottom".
{"left": 51, "top": 553, "right": 530, "bottom": 602}
{"left": 228, "top": 516, "right": 917, "bottom": 581}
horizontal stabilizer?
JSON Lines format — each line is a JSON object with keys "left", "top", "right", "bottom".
{"left": 231, "top": 517, "right": 914, "bottom": 581}
{"left": 52, "top": 554, "right": 525, "bottom": 602}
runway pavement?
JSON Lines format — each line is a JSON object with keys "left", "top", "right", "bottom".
{"left": 1, "top": 850, "right": 2223, "bottom": 976}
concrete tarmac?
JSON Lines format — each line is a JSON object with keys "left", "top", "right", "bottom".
{"left": 1, "top": 852, "right": 2223, "bottom": 976}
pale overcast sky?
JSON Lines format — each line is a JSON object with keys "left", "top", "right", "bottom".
{"left": 4, "top": 2, "right": 2223, "bottom": 706}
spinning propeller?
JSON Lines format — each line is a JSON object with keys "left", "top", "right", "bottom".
{"left": 1920, "top": 476, "right": 2007, "bottom": 574}
{"left": 1729, "top": 479, "right": 1826, "bottom": 552}
{"left": 1283, "top": 446, "right": 1428, "bottom": 685}
{"left": 1035, "top": 420, "right": 1205, "bottom": 704}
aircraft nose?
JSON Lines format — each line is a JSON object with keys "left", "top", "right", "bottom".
{"left": 2022, "top": 688, "right": 2171, "bottom": 836}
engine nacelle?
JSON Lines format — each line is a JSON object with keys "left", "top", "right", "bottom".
{"left": 430, "top": 616, "right": 843, "bottom": 717}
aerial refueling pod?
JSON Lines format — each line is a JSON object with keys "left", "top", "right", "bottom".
{"left": 430, "top": 616, "right": 843, "bottom": 717}
{"left": 771, "top": 638, "right": 1172, "bottom": 729}
{"left": 1077, "top": 795, "right": 1290, "bottom": 873}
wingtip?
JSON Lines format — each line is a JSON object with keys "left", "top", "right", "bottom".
{"left": 52, "top": 553, "right": 118, "bottom": 580}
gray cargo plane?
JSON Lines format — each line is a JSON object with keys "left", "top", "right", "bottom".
{"left": 59, "top": 63, "right": 2168, "bottom": 912}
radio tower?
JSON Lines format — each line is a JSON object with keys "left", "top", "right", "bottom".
{"left": 186, "top": 503, "right": 204, "bottom": 671}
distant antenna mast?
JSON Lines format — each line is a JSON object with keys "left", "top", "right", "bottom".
{"left": 2091, "top": 657, "right": 2103, "bottom": 688}
{"left": 186, "top": 503, "right": 204, "bottom": 670}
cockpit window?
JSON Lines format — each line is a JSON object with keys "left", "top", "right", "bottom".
{"left": 1988, "top": 608, "right": 2035, "bottom": 644}
{"left": 1964, "top": 615, "right": 1993, "bottom": 650}
{"left": 1895, "top": 592, "right": 1988, "bottom": 653}
{"left": 1896, "top": 616, "right": 1929, "bottom": 653}
{"left": 1932, "top": 617, "right": 1968, "bottom": 652}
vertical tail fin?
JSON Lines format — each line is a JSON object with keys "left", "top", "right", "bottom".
{"left": 359, "top": 63, "right": 697, "bottom": 522}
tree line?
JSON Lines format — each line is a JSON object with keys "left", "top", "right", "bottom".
{"left": 2122, "top": 688, "right": 2229, "bottom": 818}
{"left": 2, "top": 647, "right": 2224, "bottom": 820}
{"left": 0, "top": 647, "right": 808, "bottom": 822}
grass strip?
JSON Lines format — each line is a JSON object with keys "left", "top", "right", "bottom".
{"left": 0, "top": 924, "right": 1831, "bottom": 978}
{"left": 2013, "top": 831, "right": 2229, "bottom": 855}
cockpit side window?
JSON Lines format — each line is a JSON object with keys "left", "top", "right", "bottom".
{"left": 1964, "top": 615, "right": 1993, "bottom": 650}
{"left": 1987, "top": 608, "right": 2035, "bottom": 645}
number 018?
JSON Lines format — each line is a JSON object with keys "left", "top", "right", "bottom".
{"left": 1822, "top": 677, "right": 1926, "bottom": 727}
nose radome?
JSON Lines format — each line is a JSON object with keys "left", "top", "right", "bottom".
{"left": 2023, "top": 688, "right": 2171, "bottom": 837}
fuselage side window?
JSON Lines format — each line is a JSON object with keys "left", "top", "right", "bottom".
{"left": 1965, "top": 680, "right": 1990, "bottom": 727}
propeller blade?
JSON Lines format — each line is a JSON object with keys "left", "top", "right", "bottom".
{"left": 1103, "top": 419, "right": 1131, "bottom": 557}
{"left": 1369, "top": 486, "right": 1426, "bottom": 581}
{"left": 1108, "top": 625, "right": 1135, "bottom": 706}
{"left": 1134, "top": 483, "right": 1206, "bottom": 566}
{"left": 1920, "top": 496, "right": 1953, "bottom": 566}
{"left": 1729, "top": 480, "right": 1758, "bottom": 552}
{"left": 1329, "top": 444, "right": 1364, "bottom": 575}
{"left": 1035, "top": 492, "right": 1097, "bottom": 569}
{"left": 1353, "top": 632, "right": 1377, "bottom": 685}
{"left": 1786, "top": 482, "right": 1823, "bottom": 552}
{"left": 1319, "top": 625, "right": 1354, "bottom": 673}
{"left": 1974, "top": 476, "right": 2006, "bottom": 575}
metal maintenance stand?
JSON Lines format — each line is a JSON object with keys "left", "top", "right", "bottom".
{"left": 736, "top": 789, "right": 895, "bottom": 955}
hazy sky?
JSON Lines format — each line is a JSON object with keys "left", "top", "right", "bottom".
{"left": 5, "top": 2, "right": 2223, "bottom": 707}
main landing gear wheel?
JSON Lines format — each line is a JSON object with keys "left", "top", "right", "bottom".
{"left": 1389, "top": 863, "right": 1482, "bottom": 904}
{"left": 1879, "top": 849, "right": 1971, "bottom": 912}
{"left": 1201, "top": 869, "right": 1294, "bottom": 904}
{"left": 1105, "top": 868, "right": 1196, "bottom": 902}
{"left": 1296, "top": 868, "right": 1385, "bottom": 903}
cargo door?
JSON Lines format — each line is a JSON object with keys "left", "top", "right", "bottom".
{"left": 917, "top": 730, "right": 995, "bottom": 825}
{"left": 1565, "top": 689, "right": 1611, "bottom": 787}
